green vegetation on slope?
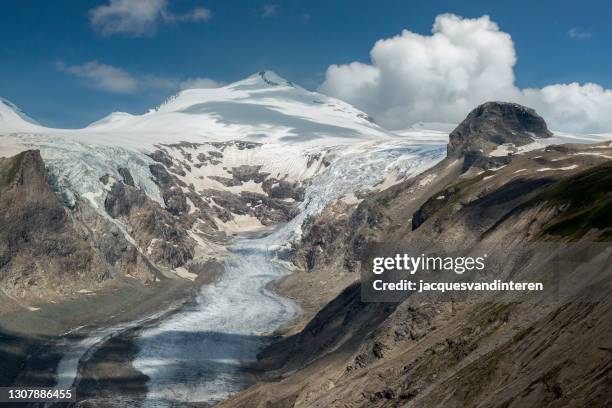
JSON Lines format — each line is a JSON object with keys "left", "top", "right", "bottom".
{"left": 0, "top": 151, "right": 25, "bottom": 190}
{"left": 533, "top": 162, "right": 612, "bottom": 241}
{"left": 412, "top": 170, "right": 493, "bottom": 230}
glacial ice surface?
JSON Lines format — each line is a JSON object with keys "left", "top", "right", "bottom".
{"left": 131, "top": 141, "right": 446, "bottom": 406}
{"left": 15, "top": 133, "right": 163, "bottom": 209}
{"left": 133, "top": 235, "right": 299, "bottom": 405}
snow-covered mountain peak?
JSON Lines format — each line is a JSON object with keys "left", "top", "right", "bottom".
{"left": 81, "top": 72, "right": 392, "bottom": 146}
{"left": 235, "top": 70, "right": 297, "bottom": 89}
{"left": 1, "top": 71, "right": 392, "bottom": 149}
{"left": 0, "top": 97, "right": 42, "bottom": 132}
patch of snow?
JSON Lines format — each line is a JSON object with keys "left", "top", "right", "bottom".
{"left": 186, "top": 197, "right": 197, "bottom": 214}
{"left": 174, "top": 267, "right": 198, "bottom": 281}
{"left": 340, "top": 193, "right": 361, "bottom": 205}
{"left": 214, "top": 214, "right": 265, "bottom": 234}
{"left": 490, "top": 143, "right": 516, "bottom": 157}
{"left": 537, "top": 165, "right": 579, "bottom": 172}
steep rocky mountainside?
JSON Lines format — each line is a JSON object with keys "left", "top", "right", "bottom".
{"left": 0, "top": 150, "right": 160, "bottom": 300}
{"left": 223, "top": 103, "right": 612, "bottom": 408}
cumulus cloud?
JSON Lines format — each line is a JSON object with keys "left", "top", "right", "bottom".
{"left": 56, "top": 61, "right": 221, "bottom": 94}
{"left": 89, "top": 0, "right": 211, "bottom": 37}
{"left": 522, "top": 83, "right": 612, "bottom": 132}
{"left": 320, "top": 14, "right": 612, "bottom": 133}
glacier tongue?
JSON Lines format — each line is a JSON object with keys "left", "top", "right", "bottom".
{"left": 129, "top": 140, "right": 446, "bottom": 406}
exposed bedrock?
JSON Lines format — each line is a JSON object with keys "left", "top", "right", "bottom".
{"left": 203, "top": 189, "right": 297, "bottom": 225}
{"left": 447, "top": 101, "right": 552, "bottom": 171}
{"left": 103, "top": 170, "right": 196, "bottom": 269}
{"left": 0, "top": 150, "right": 155, "bottom": 299}
{"left": 145, "top": 142, "right": 308, "bottom": 229}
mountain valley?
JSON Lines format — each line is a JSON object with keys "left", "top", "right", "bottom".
{"left": 0, "top": 73, "right": 610, "bottom": 407}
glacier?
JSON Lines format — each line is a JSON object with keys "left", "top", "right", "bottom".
{"left": 129, "top": 139, "right": 446, "bottom": 406}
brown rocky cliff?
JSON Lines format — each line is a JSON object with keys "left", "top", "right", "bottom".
{"left": 0, "top": 150, "right": 156, "bottom": 300}
{"left": 447, "top": 101, "right": 552, "bottom": 157}
{"left": 0, "top": 151, "right": 107, "bottom": 298}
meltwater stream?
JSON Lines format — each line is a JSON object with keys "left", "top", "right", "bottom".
{"left": 133, "top": 233, "right": 299, "bottom": 406}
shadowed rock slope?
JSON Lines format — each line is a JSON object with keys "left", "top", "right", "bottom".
{"left": 0, "top": 150, "right": 157, "bottom": 300}
{"left": 222, "top": 104, "right": 612, "bottom": 408}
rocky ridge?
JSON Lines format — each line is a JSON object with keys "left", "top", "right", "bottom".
{"left": 222, "top": 103, "right": 612, "bottom": 408}
{"left": 448, "top": 102, "right": 552, "bottom": 171}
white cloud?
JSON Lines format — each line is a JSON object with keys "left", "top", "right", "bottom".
{"left": 320, "top": 14, "right": 612, "bottom": 133}
{"left": 179, "top": 77, "right": 223, "bottom": 90}
{"left": 57, "top": 61, "right": 222, "bottom": 94}
{"left": 89, "top": 0, "right": 211, "bottom": 37}
{"left": 56, "top": 61, "right": 139, "bottom": 93}
{"left": 568, "top": 27, "right": 592, "bottom": 39}
{"left": 522, "top": 83, "right": 612, "bottom": 132}
{"left": 262, "top": 4, "right": 279, "bottom": 18}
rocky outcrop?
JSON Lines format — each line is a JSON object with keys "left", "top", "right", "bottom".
{"left": 203, "top": 189, "right": 297, "bottom": 225}
{"left": 144, "top": 141, "right": 309, "bottom": 232}
{"left": 103, "top": 171, "right": 197, "bottom": 269}
{"left": 262, "top": 178, "right": 305, "bottom": 201}
{"left": 0, "top": 151, "right": 154, "bottom": 299}
{"left": 448, "top": 102, "right": 552, "bottom": 170}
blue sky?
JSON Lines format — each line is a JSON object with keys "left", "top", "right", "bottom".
{"left": 1, "top": 0, "right": 611, "bottom": 128}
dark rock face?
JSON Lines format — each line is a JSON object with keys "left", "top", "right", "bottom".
{"left": 448, "top": 102, "right": 552, "bottom": 158}
{"left": 297, "top": 206, "right": 350, "bottom": 271}
{"left": 149, "top": 164, "right": 189, "bottom": 215}
{"left": 262, "top": 178, "right": 306, "bottom": 201}
{"left": 163, "top": 187, "right": 188, "bottom": 216}
{"left": 462, "top": 150, "right": 512, "bottom": 171}
{"left": 208, "top": 165, "right": 270, "bottom": 187}
{"left": 203, "top": 189, "right": 297, "bottom": 225}
{"left": 147, "top": 150, "right": 174, "bottom": 167}
{"left": 0, "top": 151, "right": 109, "bottom": 297}
{"left": 104, "top": 169, "right": 196, "bottom": 269}
{"left": 104, "top": 181, "right": 148, "bottom": 218}
{"left": 118, "top": 167, "right": 135, "bottom": 187}
{"left": 149, "top": 163, "right": 173, "bottom": 186}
